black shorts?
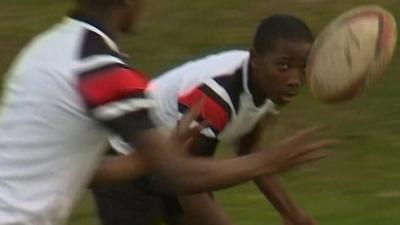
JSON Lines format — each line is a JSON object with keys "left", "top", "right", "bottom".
{"left": 92, "top": 176, "right": 183, "bottom": 225}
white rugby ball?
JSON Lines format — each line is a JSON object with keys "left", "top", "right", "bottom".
{"left": 306, "top": 5, "right": 397, "bottom": 102}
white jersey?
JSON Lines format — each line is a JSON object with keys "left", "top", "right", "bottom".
{"left": 148, "top": 50, "right": 279, "bottom": 143}
{"left": 0, "top": 13, "right": 154, "bottom": 225}
{"left": 111, "top": 50, "right": 279, "bottom": 154}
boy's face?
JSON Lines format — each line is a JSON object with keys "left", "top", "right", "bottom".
{"left": 250, "top": 39, "right": 312, "bottom": 106}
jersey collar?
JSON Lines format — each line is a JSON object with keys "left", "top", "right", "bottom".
{"left": 242, "top": 56, "right": 279, "bottom": 113}
{"left": 66, "top": 11, "right": 121, "bottom": 55}
{"left": 242, "top": 56, "right": 266, "bottom": 107}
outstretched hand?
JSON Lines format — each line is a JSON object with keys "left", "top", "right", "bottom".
{"left": 261, "top": 126, "right": 338, "bottom": 174}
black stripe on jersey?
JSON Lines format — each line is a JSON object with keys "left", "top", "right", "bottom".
{"left": 86, "top": 92, "right": 147, "bottom": 111}
{"left": 78, "top": 63, "right": 130, "bottom": 79}
{"left": 80, "top": 30, "right": 123, "bottom": 60}
{"left": 198, "top": 85, "right": 232, "bottom": 121}
{"left": 212, "top": 68, "right": 243, "bottom": 113}
{"left": 208, "top": 126, "right": 221, "bottom": 137}
{"left": 102, "top": 109, "right": 156, "bottom": 144}
{"left": 178, "top": 102, "right": 189, "bottom": 114}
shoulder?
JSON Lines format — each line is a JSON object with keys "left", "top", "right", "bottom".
{"left": 79, "top": 30, "right": 122, "bottom": 60}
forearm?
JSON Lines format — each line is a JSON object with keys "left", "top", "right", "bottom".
{"left": 240, "top": 120, "right": 300, "bottom": 218}
{"left": 152, "top": 150, "right": 279, "bottom": 194}
{"left": 179, "top": 194, "right": 234, "bottom": 225}
{"left": 137, "top": 127, "right": 332, "bottom": 195}
{"left": 89, "top": 152, "right": 149, "bottom": 188}
{"left": 255, "top": 175, "right": 314, "bottom": 224}
{"left": 255, "top": 176, "right": 296, "bottom": 216}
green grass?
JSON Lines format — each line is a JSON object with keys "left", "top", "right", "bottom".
{"left": 2, "top": 0, "right": 400, "bottom": 225}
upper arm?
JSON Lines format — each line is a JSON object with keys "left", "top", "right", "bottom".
{"left": 77, "top": 63, "right": 156, "bottom": 144}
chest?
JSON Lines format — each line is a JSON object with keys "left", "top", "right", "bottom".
{"left": 218, "top": 93, "right": 277, "bottom": 143}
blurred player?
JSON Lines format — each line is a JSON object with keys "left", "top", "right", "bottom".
{"left": 0, "top": 0, "right": 336, "bottom": 224}
{"left": 94, "top": 15, "right": 322, "bottom": 225}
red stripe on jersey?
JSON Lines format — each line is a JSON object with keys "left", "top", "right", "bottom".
{"left": 179, "top": 88, "right": 229, "bottom": 131}
{"left": 79, "top": 66, "right": 149, "bottom": 108}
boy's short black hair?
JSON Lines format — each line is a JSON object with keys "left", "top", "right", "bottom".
{"left": 77, "top": 0, "right": 124, "bottom": 9}
{"left": 253, "top": 15, "right": 314, "bottom": 54}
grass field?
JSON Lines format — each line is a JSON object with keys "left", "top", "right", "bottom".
{"left": 1, "top": 0, "right": 400, "bottom": 225}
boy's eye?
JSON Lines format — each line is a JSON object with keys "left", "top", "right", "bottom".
{"left": 277, "top": 63, "right": 289, "bottom": 70}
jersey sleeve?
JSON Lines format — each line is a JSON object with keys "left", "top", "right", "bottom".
{"left": 177, "top": 82, "right": 232, "bottom": 139}
{"left": 77, "top": 62, "right": 156, "bottom": 141}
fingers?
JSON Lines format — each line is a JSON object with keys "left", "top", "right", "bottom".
{"left": 174, "top": 99, "right": 206, "bottom": 143}
{"left": 170, "top": 99, "right": 206, "bottom": 154}
{"left": 264, "top": 125, "right": 339, "bottom": 174}
{"left": 277, "top": 150, "right": 330, "bottom": 173}
{"left": 293, "top": 150, "right": 331, "bottom": 164}
{"left": 282, "top": 126, "right": 326, "bottom": 144}
{"left": 288, "top": 139, "right": 339, "bottom": 159}
{"left": 281, "top": 139, "right": 336, "bottom": 170}
{"left": 178, "top": 121, "right": 202, "bottom": 141}
{"left": 178, "top": 99, "right": 205, "bottom": 134}
{"left": 285, "top": 139, "right": 337, "bottom": 168}
{"left": 182, "top": 139, "right": 199, "bottom": 156}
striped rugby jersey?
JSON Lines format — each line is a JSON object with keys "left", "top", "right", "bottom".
{"left": 148, "top": 50, "right": 279, "bottom": 143}
{"left": 0, "top": 13, "right": 155, "bottom": 225}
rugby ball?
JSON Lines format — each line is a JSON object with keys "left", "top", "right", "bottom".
{"left": 306, "top": 5, "right": 397, "bottom": 102}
